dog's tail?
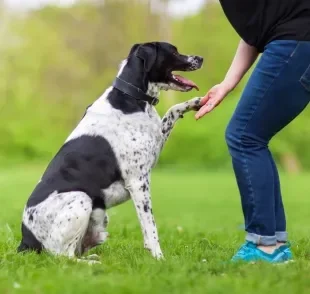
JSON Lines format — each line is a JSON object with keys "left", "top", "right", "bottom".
{"left": 17, "top": 223, "right": 43, "bottom": 253}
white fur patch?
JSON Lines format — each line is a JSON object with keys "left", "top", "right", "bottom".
{"left": 23, "top": 191, "right": 92, "bottom": 257}
{"left": 103, "top": 181, "right": 130, "bottom": 208}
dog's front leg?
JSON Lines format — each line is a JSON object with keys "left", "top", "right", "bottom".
{"left": 161, "top": 97, "right": 201, "bottom": 144}
{"left": 127, "top": 174, "right": 163, "bottom": 260}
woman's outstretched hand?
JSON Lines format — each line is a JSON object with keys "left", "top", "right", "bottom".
{"left": 195, "top": 83, "right": 231, "bottom": 120}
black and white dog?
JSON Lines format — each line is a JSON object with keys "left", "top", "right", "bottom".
{"left": 17, "top": 42, "right": 203, "bottom": 262}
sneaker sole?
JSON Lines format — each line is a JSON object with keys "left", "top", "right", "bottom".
{"left": 246, "top": 259, "right": 295, "bottom": 265}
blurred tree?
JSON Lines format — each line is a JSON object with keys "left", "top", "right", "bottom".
{"left": 0, "top": 0, "right": 309, "bottom": 171}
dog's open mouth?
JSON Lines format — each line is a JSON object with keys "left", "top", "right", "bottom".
{"left": 169, "top": 73, "right": 199, "bottom": 91}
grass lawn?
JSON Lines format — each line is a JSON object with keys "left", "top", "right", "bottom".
{"left": 1, "top": 164, "right": 310, "bottom": 294}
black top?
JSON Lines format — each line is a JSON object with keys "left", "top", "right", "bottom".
{"left": 219, "top": 0, "right": 310, "bottom": 52}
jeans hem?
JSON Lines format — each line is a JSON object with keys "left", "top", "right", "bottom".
{"left": 246, "top": 233, "right": 277, "bottom": 246}
{"left": 275, "top": 231, "right": 288, "bottom": 243}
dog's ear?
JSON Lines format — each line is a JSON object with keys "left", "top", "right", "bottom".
{"left": 128, "top": 43, "right": 141, "bottom": 57}
{"left": 135, "top": 43, "right": 158, "bottom": 72}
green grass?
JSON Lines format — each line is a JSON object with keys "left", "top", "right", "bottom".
{"left": 1, "top": 165, "right": 310, "bottom": 294}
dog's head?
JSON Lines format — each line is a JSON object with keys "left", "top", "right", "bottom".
{"left": 123, "top": 42, "right": 203, "bottom": 93}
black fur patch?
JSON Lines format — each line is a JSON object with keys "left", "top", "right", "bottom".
{"left": 108, "top": 88, "right": 147, "bottom": 114}
{"left": 26, "top": 135, "right": 122, "bottom": 208}
{"left": 17, "top": 223, "right": 43, "bottom": 253}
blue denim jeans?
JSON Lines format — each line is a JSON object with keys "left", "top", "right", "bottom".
{"left": 226, "top": 40, "right": 310, "bottom": 246}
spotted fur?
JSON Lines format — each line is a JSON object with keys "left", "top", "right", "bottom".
{"left": 18, "top": 42, "right": 203, "bottom": 261}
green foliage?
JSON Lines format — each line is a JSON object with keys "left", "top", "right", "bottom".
{"left": 0, "top": 2, "right": 309, "bottom": 169}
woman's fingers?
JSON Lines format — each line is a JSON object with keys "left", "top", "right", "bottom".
{"left": 195, "top": 93, "right": 212, "bottom": 119}
{"left": 199, "top": 93, "right": 211, "bottom": 105}
{"left": 195, "top": 84, "right": 229, "bottom": 120}
{"left": 195, "top": 94, "right": 224, "bottom": 119}
{"left": 195, "top": 100, "right": 216, "bottom": 119}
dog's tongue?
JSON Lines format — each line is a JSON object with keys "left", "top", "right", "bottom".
{"left": 174, "top": 74, "right": 199, "bottom": 90}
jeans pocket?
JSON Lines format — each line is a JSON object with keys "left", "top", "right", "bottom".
{"left": 300, "top": 64, "right": 310, "bottom": 92}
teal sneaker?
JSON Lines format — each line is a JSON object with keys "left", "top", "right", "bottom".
{"left": 277, "top": 242, "right": 293, "bottom": 262}
{"left": 231, "top": 241, "right": 292, "bottom": 263}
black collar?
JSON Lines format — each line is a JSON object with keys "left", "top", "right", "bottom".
{"left": 112, "top": 77, "right": 159, "bottom": 106}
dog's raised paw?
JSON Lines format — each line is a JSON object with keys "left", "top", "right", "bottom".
{"left": 186, "top": 97, "right": 202, "bottom": 111}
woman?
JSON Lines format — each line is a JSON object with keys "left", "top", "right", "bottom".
{"left": 196, "top": 0, "right": 310, "bottom": 263}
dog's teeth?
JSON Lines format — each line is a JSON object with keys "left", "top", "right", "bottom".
{"left": 172, "top": 75, "right": 180, "bottom": 82}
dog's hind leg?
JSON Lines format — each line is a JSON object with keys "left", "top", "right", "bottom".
{"left": 161, "top": 97, "right": 202, "bottom": 144}
{"left": 24, "top": 191, "right": 94, "bottom": 258}
{"left": 81, "top": 208, "right": 109, "bottom": 256}
{"left": 49, "top": 192, "right": 94, "bottom": 258}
